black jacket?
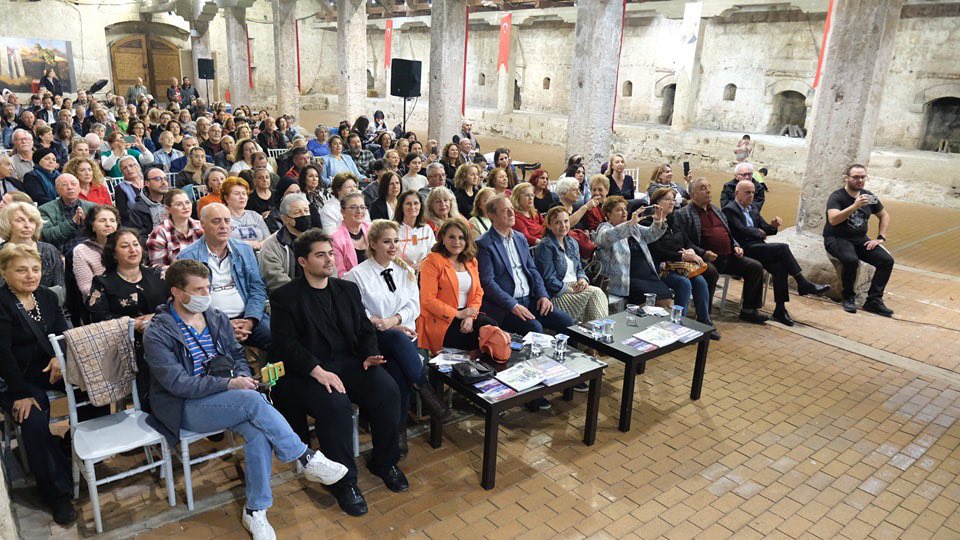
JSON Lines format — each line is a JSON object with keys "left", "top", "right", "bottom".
{"left": 0, "top": 286, "right": 67, "bottom": 399}
{"left": 369, "top": 198, "right": 392, "bottom": 221}
{"left": 722, "top": 200, "right": 778, "bottom": 248}
{"left": 269, "top": 277, "right": 379, "bottom": 379}
{"left": 719, "top": 178, "right": 766, "bottom": 211}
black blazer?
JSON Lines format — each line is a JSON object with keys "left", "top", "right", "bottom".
{"left": 269, "top": 277, "right": 379, "bottom": 379}
{"left": 369, "top": 198, "right": 392, "bottom": 221}
{"left": 722, "top": 200, "right": 778, "bottom": 248}
{"left": 0, "top": 286, "right": 67, "bottom": 399}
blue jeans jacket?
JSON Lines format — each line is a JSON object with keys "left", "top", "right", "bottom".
{"left": 533, "top": 233, "right": 586, "bottom": 297}
{"left": 177, "top": 237, "right": 268, "bottom": 323}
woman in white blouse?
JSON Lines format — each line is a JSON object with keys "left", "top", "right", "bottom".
{"left": 394, "top": 190, "right": 435, "bottom": 271}
{"left": 320, "top": 172, "right": 369, "bottom": 234}
{"left": 343, "top": 220, "right": 450, "bottom": 433}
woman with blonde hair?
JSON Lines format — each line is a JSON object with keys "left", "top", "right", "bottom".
{"left": 510, "top": 182, "right": 545, "bottom": 246}
{"left": 0, "top": 203, "right": 65, "bottom": 293}
{"left": 646, "top": 163, "right": 688, "bottom": 204}
{"left": 469, "top": 187, "right": 496, "bottom": 235}
{"left": 452, "top": 162, "right": 480, "bottom": 217}
{"left": 62, "top": 157, "right": 111, "bottom": 205}
{"left": 423, "top": 186, "right": 459, "bottom": 235}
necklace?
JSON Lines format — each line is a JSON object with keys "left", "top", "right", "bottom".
{"left": 17, "top": 292, "right": 41, "bottom": 323}
{"left": 349, "top": 229, "right": 364, "bottom": 241}
{"left": 117, "top": 267, "right": 142, "bottom": 283}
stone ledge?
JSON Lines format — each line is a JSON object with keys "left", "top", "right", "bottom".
{"left": 777, "top": 226, "right": 877, "bottom": 302}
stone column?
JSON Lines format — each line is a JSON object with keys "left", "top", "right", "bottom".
{"left": 338, "top": 0, "right": 367, "bottom": 121}
{"left": 496, "top": 21, "right": 517, "bottom": 115}
{"left": 190, "top": 27, "right": 212, "bottom": 101}
{"left": 671, "top": 2, "right": 705, "bottom": 132}
{"left": 796, "top": 0, "right": 904, "bottom": 233}
{"left": 271, "top": 0, "right": 300, "bottom": 115}
{"left": 224, "top": 7, "right": 251, "bottom": 107}
{"left": 566, "top": 0, "right": 625, "bottom": 173}
{"left": 428, "top": 0, "right": 468, "bottom": 143}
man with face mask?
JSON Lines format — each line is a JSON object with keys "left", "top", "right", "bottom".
{"left": 143, "top": 259, "right": 348, "bottom": 539}
{"left": 259, "top": 193, "right": 312, "bottom": 293}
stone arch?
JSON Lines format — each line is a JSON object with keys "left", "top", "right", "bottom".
{"left": 659, "top": 84, "right": 676, "bottom": 125}
{"left": 723, "top": 83, "right": 737, "bottom": 101}
{"left": 764, "top": 79, "right": 811, "bottom": 105}
{"left": 768, "top": 90, "right": 808, "bottom": 136}
{"left": 543, "top": 77, "right": 551, "bottom": 90}
{"left": 655, "top": 74, "right": 677, "bottom": 98}
{"left": 919, "top": 97, "right": 960, "bottom": 152}
{"left": 911, "top": 82, "right": 960, "bottom": 113}
{"left": 622, "top": 80, "right": 633, "bottom": 97}
{"left": 478, "top": 72, "right": 486, "bottom": 86}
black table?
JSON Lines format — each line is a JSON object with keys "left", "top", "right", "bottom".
{"left": 565, "top": 311, "right": 714, "bottom": 432}
{"left": 428, "top": 347, "right": 606, "bottom": 489}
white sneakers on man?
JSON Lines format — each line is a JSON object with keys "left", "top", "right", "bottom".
{"left": 301, "top": 451, "right": 349, "bottom": 484}
{"left": 242, "top": 509, "right": 276, "bottom": 540}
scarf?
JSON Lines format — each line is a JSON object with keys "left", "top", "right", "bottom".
{"left": 33, "top": 166, "right": 59, "bottom": 202}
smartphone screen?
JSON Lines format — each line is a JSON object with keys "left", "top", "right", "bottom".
{"left": 123, "top": 135, "right": 136, "bottom": 144}
{"left": 642, "top": 206, "right": 657, "bottom": 217}
{"left": 683, "top": 161, "right": 690, "bottom": 178}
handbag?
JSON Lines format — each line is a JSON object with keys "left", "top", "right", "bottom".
{"left": 453, "top": 359, "right": 494, "bottom": 384}
{"left": 660, "top": 260, "right": 708, "bottom": 279}
{"left": 184, "top": 319, "right": 237, "bottom": 378}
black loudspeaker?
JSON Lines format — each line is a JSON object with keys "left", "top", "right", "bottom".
{"left": 391, "top": 58, "right": 421, "bottom": 98}
{"left": 197, "top": 58, "right": 215, "bottom": 80}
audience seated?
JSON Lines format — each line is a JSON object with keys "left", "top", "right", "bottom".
{"left": 269, "top": 229, "right": 407, "bottom": 517}
{"left": 469, "top": 187, "right": 496, "bottom": 235}
{"left": 153, "top": 131, "right": 183, "bottom": 171}
{"left": 423, "top": 186, "right": 458, "bottom": 234}
{"left": 720, "top": 162, "right": 766, "bottom": 211}
{"left": 0, "top": 203, "right": 65, "bottom": 295}
{"left": 101, "top": 131, "right": 154, "bottom": 178}
{"left": 331, "top": 193, "right": 370, "bottom": 277}
{"left": 723, "top": 179, "right": 830, "bottom": 326}
{"left": 485, "top": 167, "right": 512, "bottom": 197}
{"left": 581, "top": 174, "right": 609, "bottom": 231}
{"left": 420, "top": 162, "right": 451, "bottom": 200}
{"left": 675, "top": 178, "right": 768, "bottom": 324}
{"left": 177, "top": 203, "right": 272, "bottom": 351}
{"left": 256, "top": 117, "right": 287, "bottom": 150}
{"left": 320, "top": 172, "right": 366, "bottom": 234}
{"left": 606, "top": 153, "right": 638, "bottom": 201}
{"left": 646, "top": 163, "right": 690, "bottom": 205}
{"left": 176, "top": 147, "right": 212, "bottom": 188}
{"left": 213, "top": 135, "right": 236, "bottom": 170}
{"left": 345, "top": 132, "right": 375, "bottom": 177}
{"left": 307, "top": 125, "right": 331, "bottom": 158}
{"left": 146, "top": 189, "right": 203, "bottom": 269}
{"left": 0, "top": 154, "right": 24, "bottom": 195}
{"left": 823, "top": 164, "right": 895, "bottom": 316}
{"left": 22, "top": 147, "right": 61, "bottom": 205}
{"left": 394, "top": 190, "right": 435, "bottom": 271}
{"left": 112, "top": 156, "right": 147, "bottom": 225}
{"left": 73, "top": 205, "right": 120, "bottom": 300}
{"left": 370, "top": 171, "right": 401, "bottom": 221}
{"left": 62, "top": 157, "right": 111, "bottom": 205}
{"left": 129, "top": 165, "right": 170, "bottom": 238}
{"left": 440, "top": 142, "right": 464, "bottom": 180}
{"left": 230, "top": 138, "right": 260, "bottom": 175}
{"left": 11, "top": 129, "right": 35, "bottom": 181}
{"left": 246, "top": 167, "right": 277, "bottom": 222}
{"left": 144, "top": 259, "right": 347, "bottom": 538}
{"left": 596, "top": 196, "right": 671, "bottom": 306}
{"left": 283, "top": 147, "right": 312, "bottom": 180}
{"left": 321, "top": 135, "right": 361, "bottom": 186}
{"left": 529, "top": 169, "right": 558, "bottom": 215}
{"left": 511, "top": 182, "right": 546, "bottom": 246}
{"left": 452, "top": 163, "right": 480, "bottom": 217}
{"left": 400, "top": 153, "right": 427, "bottom": 193}
{"left": 38, "top": 174, "right": 96, "bottom": 252}
{"left": 196, "top": 166, "right": 227, "bottom": 216}
{"left": 220, "top": 177, "right": 270, "bottom": 251}
{"left": 259, "top": 193, "right": 311, "bottom": 293}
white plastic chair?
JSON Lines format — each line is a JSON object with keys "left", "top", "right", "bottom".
{"left": 267, "top": 148, "right": 286, "bottom": 159}
{"left": 49, "top": 320, "right": 175, "bottom": 533}
{"left": 177, "top": 428, "right": 243, "bottom": 510}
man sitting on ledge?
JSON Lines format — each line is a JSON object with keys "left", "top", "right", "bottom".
{"left": 823, "top": 164, "right": 894, "bottom": 316}
{"left": 723, "top": 180, "right": 830, "bottom": 326}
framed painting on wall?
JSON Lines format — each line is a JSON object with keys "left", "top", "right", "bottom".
{"left": 0, "top": 37, "right": 76, "bottom": 92}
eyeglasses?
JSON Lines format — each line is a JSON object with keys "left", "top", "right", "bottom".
{"left": 346, "top": 205, "right": 367, "bottom": 212}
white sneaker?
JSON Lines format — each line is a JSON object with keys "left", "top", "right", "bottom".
{"left": 242, "top": 509, "right": 276, "bottom": 540}
{"left": 301, "top": 451, "right": 348, "bottom": 485}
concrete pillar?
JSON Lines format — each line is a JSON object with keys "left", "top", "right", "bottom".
{"left": 566, "top": 0, "right": 625, "bottom": 173}
{"left": 796, "top": 0, "right": 904, "bottom": 233}
{"left": 190, "top": 27, "right": 212, "bottom": 102}
{"left": 271, "top": 0, "right": 300, "bottom": 115}
{"left": 225, "top": 7, "right": 251, "bottom": 107}
{"left": 338, "top": 0, "right": 367, "bottom": 121}
{"left": 671, "top": 2, "right": 705, "bottom": 132}
{"left": 428, "top": 0, "right": 468, "bottom": 143}
{"left": 496, "top": 22, "right": 517, "bottom": 115}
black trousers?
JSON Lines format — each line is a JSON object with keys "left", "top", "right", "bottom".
{"left": 442, "top": 313, "right": 499, "bottom": 350}
{"left": 824, "top": 235, "right": 894, "bottom": 301}
{"left": 712, "top": 253, "right": 765, "bottom": 310}
{"left": 743, "top": 242, "right": 803, "bottom": 305}
{"left": 271, "top": 363, "right": 401, "bottom": 485}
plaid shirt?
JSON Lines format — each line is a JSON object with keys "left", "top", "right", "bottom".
{"left": 146, "top": 217, "right": 204, "bottom": 268}
{"left": 349, "top": 148, "right": 376, "bottom": 177}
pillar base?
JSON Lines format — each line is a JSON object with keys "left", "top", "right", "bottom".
{"left": 777, "top": 227, "right": 876, "bottom": 303}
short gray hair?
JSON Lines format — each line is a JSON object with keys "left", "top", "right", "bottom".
{"left": 734, "top": 162, "right": 754, "bottom": 175}
{"left": 118, "top": 154, "right": 138, "bottom": 167}
{"left": 425, "top": 162, "right": 444, "bottom": 176}
{"left": 485, "top": 193, "right": 509, "bottom": 217}
{"left": 279, "top": 192, "right": 309, "bottom": 217}
{"left": 555, "top": 177, "right": 580, "bottom": 198}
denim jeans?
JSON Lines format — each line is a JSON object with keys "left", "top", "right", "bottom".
{"left": 181, "top": 389, "right": 306, "bottom": 511}
{"left": 661, "top": 272, "right": 711, "bottom": 322}
{"left": 499, "top": 295, "right": 576, "bottom": 335}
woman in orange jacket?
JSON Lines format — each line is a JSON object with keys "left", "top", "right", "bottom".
{"left": 417, "top": 218, "right": 499, "bottom": 354}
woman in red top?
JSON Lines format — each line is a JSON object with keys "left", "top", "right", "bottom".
{"left": 582, "top": 174, "right": 609, "bottom": 232}
{"left": 511, "top": 182, "right": 545, "bottom": 246}
{"left": 63, "top": 157, "right": 112, "bottom": 206}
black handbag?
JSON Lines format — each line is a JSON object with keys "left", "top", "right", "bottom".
{"left": 183, "top": 319, "right": 237, "bottom": 378}
{"left": 453, "top": 359, "right": 494, "bottom": 384}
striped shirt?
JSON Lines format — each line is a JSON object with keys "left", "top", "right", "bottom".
{"left": 177, "top": 320, "right": 217, "bottom": 376}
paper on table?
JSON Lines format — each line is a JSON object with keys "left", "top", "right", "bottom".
{"left": 642, "top": 306, "right": 669, "bottom": 316}
{"left": 428, "top": 353, "right": 470, "bottom": 366}
{"left": 522, "top": 332, "right": 554, "bottom": 346}
{"left": 495, "top": 362, "right": 545, "bottom": 391}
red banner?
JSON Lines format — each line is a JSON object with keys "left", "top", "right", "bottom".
{"left": 384, "top": 20, "right": 393, "bottom": 70}
{"left": 813, "top": 0, "right": 835, "bottom": 89}
{"left": 497, "top": 14, "right": 512, "bottom": 71}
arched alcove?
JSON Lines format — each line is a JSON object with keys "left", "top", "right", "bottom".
{"left": 543, "top": 77, "right": 551, "bottom": 90}
{"left": 768, "top": 90, "right": 807, "bottom": 136}
{"left": 622, "top": 81, "right": 633, "bottom": 97}
{"left": 478, "top": 73, "right": 486, "bottom": 86}
{"left": 659, "top": 84, "right": 676, "bottom": 125}
{"left": 920, "top": 97, "right": 960, "bottom": 152}
{"left": 366, "top": 69, "right": 374, "bottom": 90}
{"left": 723, "top": 83, "right": 737, "bottom": 101}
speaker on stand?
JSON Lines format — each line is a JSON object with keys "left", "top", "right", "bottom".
{"left": 390, "top": 58, "right": 422, "bottom": 134}
{"left": 197, "top": 58, "right": 215, "bottom": 102}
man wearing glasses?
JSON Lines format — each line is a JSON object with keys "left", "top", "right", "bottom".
{"left": 823, "top": 164, "right": 894, "bottom": 316}
{"left": 720, "top": 162, "right": 767, "bottom": 211}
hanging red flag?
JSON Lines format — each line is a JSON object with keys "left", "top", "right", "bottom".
{"left": 384, "top": 20, "right": 393, "bottom": 70}
{"left": 497, "top": 13, "right": 512, "bottom": 72}
{"left": 813, "top": 0, "right": 835, "bottom": 89}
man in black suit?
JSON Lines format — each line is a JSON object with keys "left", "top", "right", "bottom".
{"left": 723, "top": 180, "right": 829, "bottom": 326}
{"left": 269, "top": 228, "right": 407, "bottom": 517}
{"left": 720, "top": 162, "right": 767, "bottom": 211}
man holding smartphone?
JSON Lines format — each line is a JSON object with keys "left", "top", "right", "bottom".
{"left": 823, "top": 164, "right": 894, "bottom": 316}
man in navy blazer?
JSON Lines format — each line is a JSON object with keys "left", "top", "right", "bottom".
{"left": 722, "top": 180, "right": 828, "bottom": 326}
{"left": 476, "top": 195, "right": 575, "bottom": 335}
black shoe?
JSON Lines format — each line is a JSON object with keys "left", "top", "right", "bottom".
{"left": 738, "top": 311, "right": 769, "bottom": 325}
{"left": 798, "top": 282, "right": 831, "bottom": 296}
{"left": 51, "top": 498, "right": 77, "bottom": 525}
{"left": 525, "top": 397, "right": 551, "bottom": 412}
{"left": 371, "top": 465, "right": 409, "bottom": 493}
{"left": 862, "top": 299, "right": 894, "bottom": 317}
{"left": 398, "top": 425, "right": 408, "bottom": 461}
{"left": 841, "top": 297, "right": 857, "bottom": 313}
{"left": 331, "top": 483, "right": 368, "bottom": 516}
{"left": 708, "top": 330, "right": 721, "bottom": 341}
{"left": 573, "top": 382, "right": 589, "bottom": 393}
{"left": 771, "top": 308, "right": 795, "bottom": 327}
{"left": 416, "top": 384, "right": 451, "bottom": 421}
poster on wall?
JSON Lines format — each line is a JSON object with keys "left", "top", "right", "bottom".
{"left": 0, "top": 37, "right": 75, "bottom": 92}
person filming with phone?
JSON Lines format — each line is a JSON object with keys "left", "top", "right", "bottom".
{"left": 823, "top": 164, "right": 894, "bottom": 316}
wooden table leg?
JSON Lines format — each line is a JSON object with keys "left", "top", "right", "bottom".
{"left": 583, "top": 375, "right": 601, "bottom": 445}
{"left": 481, "top": 411, "right": 499, "bottom": 489}
{"left": 691, "top": 339, "right": 709, "bottom": 401}
{"left": 619, "top": 359, "right": 637, "bottom": 432}
{"left": 562, "top": 387, "right": 574, "bottom": 401}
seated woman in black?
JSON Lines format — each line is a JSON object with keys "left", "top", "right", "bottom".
{"left": 0, "top": 244, "right": 77, "bottom": 524}
{"left": 88, "top": 228, "right": 167, "bottom": 409}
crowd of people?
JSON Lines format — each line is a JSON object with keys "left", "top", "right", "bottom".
{"left": 0, "top": 81, "right": 896, "bottom": 539}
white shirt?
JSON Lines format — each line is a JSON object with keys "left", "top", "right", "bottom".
{"left": 343, "top": 259, "right": 421, "bottom": 326}
{"left": 207, "top": 245, "right": 245, "bottom": 318}
{"left": 456, "top": 270, "right": 472, "bottom": 309}
{"left": 398, "top": 223, "right": 436, "bottom": 268}
{"left": 402, "top": 174, "right": 428, "bottom": 193}
{"left": 562, "top": 254, "right": 578, "bottom": 285}
{"left": 500, "top": 230, "right": 531, "bottom": 299}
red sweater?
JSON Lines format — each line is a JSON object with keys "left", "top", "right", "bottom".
{"left": 513, "top": 212, "right": 545, "bottom": 246}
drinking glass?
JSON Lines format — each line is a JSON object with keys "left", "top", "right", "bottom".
{"left": 554, "top": 334, "right": 569, "bottom": 357}
{"left": 644, "top": 293, "right": 656, "bottom": 309}
{"left": 670, "top": 305, "right": 684, "bottom": 323}
{"left": 602, "top": 320, "right": 615, "bottom": 343}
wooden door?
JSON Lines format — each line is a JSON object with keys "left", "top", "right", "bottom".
{"left": 110, "top": 35, "right": 148, "bottom": 97}
{"left": 147, "top": 37, "right": 181, "bottom": 99}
